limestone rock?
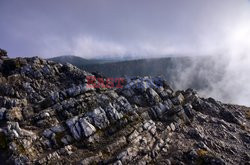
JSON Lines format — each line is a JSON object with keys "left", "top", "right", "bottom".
{"left": 0, "top": 55, "right": 248, "bottom": 164}
{"left": 79, "top": 118, "right": 96, "bottom": 137}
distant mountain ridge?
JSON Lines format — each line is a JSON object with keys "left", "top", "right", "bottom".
{"left": 48, "top": 55, "right": 109, "bottom": 66}
{"left": 48, "top": 55, "right": 134, "bottom": 66}
{"left": 49, "top": 55, "right": 225, "bottom": 92}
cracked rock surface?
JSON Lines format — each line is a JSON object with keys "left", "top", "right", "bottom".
{"left": 0, "top": 55, "right": 250, "bottom": 165}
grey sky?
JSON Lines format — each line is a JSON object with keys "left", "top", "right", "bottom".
{"left": 1, "top": 0, "right": 249, "bottom": 58}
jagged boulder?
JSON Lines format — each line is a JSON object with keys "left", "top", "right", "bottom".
{"left": 87, "top": 107, "right": 110, "bottom": 129}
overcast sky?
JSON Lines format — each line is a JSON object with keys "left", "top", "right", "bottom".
{"left": 0, "top": 0, "right": 250, "bottom": 58}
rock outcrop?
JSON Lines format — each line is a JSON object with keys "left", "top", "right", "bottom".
{"left": 0, "top": 49, "right": 8, "bottom": 59}
{"left": 0, "top": 54, "right": 249, "bottom": 165}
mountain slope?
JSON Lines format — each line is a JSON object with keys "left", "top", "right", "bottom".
{"left": 49, "top": 55, "right": 102, "bottom": 66}
{"left": 49, "top": 56, "right": 226, "bottom": 91}
{"left": 0, "top": 54, "right": 249, "bottom": 164}
{"left": 80, "top": 56, "right": 226, "bottom": 92}
{"left": 49, "top": 55, "right": 121, "bottom": 66}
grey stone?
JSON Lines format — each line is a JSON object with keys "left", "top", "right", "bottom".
{"left": 170, "top": 123, "right": 176, "bottom": 131}
{"left": 150, "top": 103, "right": 167, "bottom": 119}
{"left": 219, "top": 109, "right": 242, "bottom": 125}
{"left": 240, "top": 133, "right": 250, "bottom": 144}
{"left": 155, "top": 87, "right": 169, "bottom": 100}
{"left": 146, "top": 88, "right": 161, "bottom": 105}
{"left": 171, "top": 93, "right": 184, "bottom": 105}
{"left": 79, "top": 118, "right": 96, "bottom": 137}
{"left": 43, "top": 129, "right": 53, "bottom": 138}
{"left": 164, "top": 105, "right": 183, "bottom": 117}
{"left": 0, "top": 48, "right": 7, "bottom": 57}
{"left": 66, "top": 116, "right": 81, "bottom": 140}
{"left": 105, "top": 103, "right": 123, "bottom": 122}
{"left": 188, "top": 126, "right": 205, "bottom": 140}
{"left": 0, "top": 108, "right": 6, "bottom": 120}
{"left": 131, "top": 95, "right": 146, "bottom": 107}
{"left": 50, "top": 125, "right": 66, "bottom": 133}
{"left": 116, "top": 96, "right": 133, "bottom": 112}
{"left": 121, "top": 88, "right": 135, "bottom": 97}
{"left": 88, "top": 107, "right": 110, "bottom": 129}
{"left": 183, "top": 104, "right": 195, "bottom": 119}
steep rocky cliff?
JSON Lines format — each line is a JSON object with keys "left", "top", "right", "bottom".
{"left": 0, "top": 51, "right": 249, "bottom": 165}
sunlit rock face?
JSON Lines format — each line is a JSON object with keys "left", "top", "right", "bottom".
{"left": 0, "top": 54, "right": 249, "bottom": 165}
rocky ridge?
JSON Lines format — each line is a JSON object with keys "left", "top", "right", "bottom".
{"left": 0, "top": 50, "right": 250, "bottom": 164}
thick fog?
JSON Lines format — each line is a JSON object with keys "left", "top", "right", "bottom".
{"left": 0, "top": 0, "right": 250, "bottom": 105}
